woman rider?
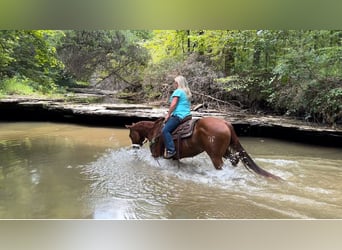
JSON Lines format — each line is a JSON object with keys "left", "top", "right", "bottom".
{"left": 162, "top": 75, "right": 192, "bottom": 159}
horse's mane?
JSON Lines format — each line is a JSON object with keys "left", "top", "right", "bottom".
{"left": 134, "top": 117, "right": 165, "bottom": 141}
{"left": 150, "top": 117, "right": 165, "bottom": 139}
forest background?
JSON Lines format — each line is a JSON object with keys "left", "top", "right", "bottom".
{"left": 0, "top": 30, "right": 341, "bottom": 125}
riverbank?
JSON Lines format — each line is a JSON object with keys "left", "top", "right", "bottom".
{"left": 0, "top": 95, "right": 341, "bottom": 147}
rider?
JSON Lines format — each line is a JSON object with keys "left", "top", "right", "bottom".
{"left": 162, "top": 75, "right": 192, "bottom": 159}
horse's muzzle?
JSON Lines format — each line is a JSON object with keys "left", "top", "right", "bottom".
{"left": 131, "top": 144, "right": 141, "bottom": 149}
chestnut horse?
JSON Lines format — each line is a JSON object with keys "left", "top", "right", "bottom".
{"left": 126, "top": 117, "right": 281, "bottom": 180}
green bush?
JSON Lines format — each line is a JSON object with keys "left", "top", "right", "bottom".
{"left": 0, "top": 77, "right": 36, "bottom": 95}
{"left": 307, "top": 86, "right": 342, "bottom": 124}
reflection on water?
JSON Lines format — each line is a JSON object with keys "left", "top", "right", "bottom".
{"left": 0, "top": 122, "right": 128, "bottom": 219}
{"left": 0, "top": 122, "right": 341, "bottom": 219}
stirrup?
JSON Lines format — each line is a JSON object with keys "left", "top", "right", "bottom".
{"left": 164, "top": 151, "right": 176, "bottom": 159}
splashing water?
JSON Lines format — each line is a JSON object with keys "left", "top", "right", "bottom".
{"left": 82, "top": 143, "right": 342, "bottom": 219}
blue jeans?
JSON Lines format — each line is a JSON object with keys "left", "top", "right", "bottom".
{"left": 162, "top": 115, "right": 181, "bottom": 153}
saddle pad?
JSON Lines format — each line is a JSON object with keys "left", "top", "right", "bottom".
{"left": 172, "top": 118, "right": 200, "bottom": 140}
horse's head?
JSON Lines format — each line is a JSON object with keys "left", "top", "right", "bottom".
{"left": 125, "top": 122, "right": 147, "bottom": 148}
{"left": 125, "top": 118, "right": 165, "bottom": 151}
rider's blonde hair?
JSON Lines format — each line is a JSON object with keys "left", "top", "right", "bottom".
{"left": 175, "top": 75, "right": 192, "bottom": 100}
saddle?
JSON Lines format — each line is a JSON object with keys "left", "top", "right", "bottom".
{"left": 171, "top": 116, "right": 200, "bottom": 140}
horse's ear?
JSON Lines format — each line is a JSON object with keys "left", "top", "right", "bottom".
{"left": 125, "top": 123, "right": 135, "bottom": 128}
{"left": 155, "top": 117, "right": 165, "bottom": 123}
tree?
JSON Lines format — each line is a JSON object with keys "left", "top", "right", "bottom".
{"left": 142, "top": 30, "right": 341, "bottom": 124}
{"left": 57, "top": 30, "right": 150, "bottom": 91}
{"left": 0, "top": 30, "right": 64, "bottom": 92}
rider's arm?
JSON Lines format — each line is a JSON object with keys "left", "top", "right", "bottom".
{"left": 165, "top": 96, "right": 179, "bottom": 121}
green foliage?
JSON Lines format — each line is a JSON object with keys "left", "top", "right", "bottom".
{"left": 0, "top": 30, "right": 64, "bottom": 93}
{"left": 142, "top": 57, "right": 181, "bottom": 100}
{"left": 0, "top": 77, "right": 36, "bottom": 95}
{"left": 142, "top": 30, "right": 187, "bottom": 63}
{"left": 142, "top": 53, "right": 218, "bottom": 103}
{"left": 190, "top": 30, "right": 342, "bottom": 124}
{"left": 303, "top": 83, "right": 342, "bottom": 124}
{"left": 262, "top": 31, "right": 342, "bottom": 124}
{"left": 57, "top": 30, "right": 150, "bottom": 86}
{"left": 1, "top": 29, "right": 341, "bottom": 125}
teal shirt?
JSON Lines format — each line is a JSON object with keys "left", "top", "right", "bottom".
{"left": 170, "top": 89, "right": 191, "bottom": 119}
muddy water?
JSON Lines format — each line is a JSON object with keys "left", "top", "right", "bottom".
{"left": 0, "top": 122, "right": 341, "bottom": 219}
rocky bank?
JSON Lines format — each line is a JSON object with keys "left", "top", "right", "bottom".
{"left": 0, "top": 95, "right": 341, "bottom": 147}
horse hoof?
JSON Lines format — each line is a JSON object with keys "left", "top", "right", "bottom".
{"left": 229, "top": 155, "right": 239, "bottom": 166}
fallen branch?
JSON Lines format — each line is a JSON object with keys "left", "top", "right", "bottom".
{"left": 191, "top": 90, "right": 242, "bottom": 111}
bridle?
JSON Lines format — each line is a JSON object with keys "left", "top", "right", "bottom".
{"left": 149, "top": 132, "right": 162, "bottom": 154}
{"left": 131, "top": 138, "right": 148, "bottom": 149}
{"left": 129, "top": 118, "right": 165, "bottom": 163}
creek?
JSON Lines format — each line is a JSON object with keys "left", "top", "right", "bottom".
{"left": 0, "top": 122, "right": 341, "bottom": 219}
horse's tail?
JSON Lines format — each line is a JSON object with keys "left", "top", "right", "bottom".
{"left": 225, "top": 122, "right": 282, "bottom": 181}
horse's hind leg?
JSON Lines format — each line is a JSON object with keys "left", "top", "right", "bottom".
{"left": 223, "top": 148, "right": 240, "bottom": 166}
{"left": 205, "top": 143, "right": 227, "bottom": 170}
{"left": 229, "top": 154, "right": 240, "bottom": 166}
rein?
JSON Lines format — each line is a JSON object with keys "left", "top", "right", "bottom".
{"left": 131, "top": 138, "right": 148, "bottom": 149}
{"left": 149, "top": 135, "right": 159, "bottom": 147}
{"left": 149, "top": 132, "right": 163, "bottom": 155}
{"left": 149, "top": 120, "right": 164, "bottom": 151}
{"left": 148, "top": 135, "right": 163, "bottom": 167}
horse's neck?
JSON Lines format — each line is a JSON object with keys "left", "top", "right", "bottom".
{"left": 149, "top": 121, "right": 163, "bottom": 139}
{"left": 137, "top": 121, "right": 156, "bottom": 140}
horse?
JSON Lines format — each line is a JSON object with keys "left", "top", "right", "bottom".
{"left": 126, "top": 116, "right": 282, "bottom": 180}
